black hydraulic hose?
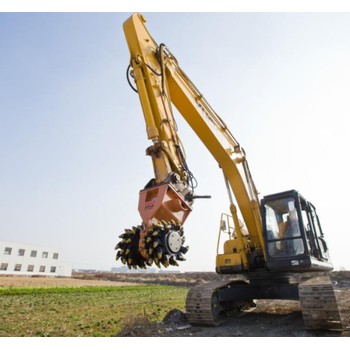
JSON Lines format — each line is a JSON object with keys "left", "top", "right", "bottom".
{"left": 126, "top": 65, "right": 138, "bottom": 93}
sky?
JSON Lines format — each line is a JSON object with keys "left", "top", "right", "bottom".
{"left": 1, "top": 11, "right": 350, "bottom": 272}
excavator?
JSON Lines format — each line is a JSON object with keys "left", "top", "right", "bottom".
{"left": 116, "top": 13, "right": 344, "bottom": 330}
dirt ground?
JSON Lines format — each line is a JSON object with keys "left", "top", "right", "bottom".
{"left": 0, "top": 275, "right": 139, "bottom": 287}
{"left": 1, "top": 270, "right": 349, "bottom": 337}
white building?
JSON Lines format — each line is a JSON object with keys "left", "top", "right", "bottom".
{"left": 0, "top": 240, "right": 72, "bottom": 277}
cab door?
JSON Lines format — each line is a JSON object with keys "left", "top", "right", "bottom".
{"left": 301, "top": 199, "right": 330, "bottom": 261}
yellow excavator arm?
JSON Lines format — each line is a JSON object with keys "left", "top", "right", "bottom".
{"left": 124, "top": 14, "right": 189, "bottom": 188}
{"left": 117, "top": 13, "right": 264, "bottom": 270}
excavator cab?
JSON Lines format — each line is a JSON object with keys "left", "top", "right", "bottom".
{"left": 261, "top": 190, "right": 333, "bottom": 272}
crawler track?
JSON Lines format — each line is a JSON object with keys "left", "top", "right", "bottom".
{"left": 186, "top": 281, "right": 232, "bottom": 326}
{"left": 186, "top": 273, "right": 347, "bottom": 331}
{"left": 299, "top": 275, "right": 343, "bottom": 330}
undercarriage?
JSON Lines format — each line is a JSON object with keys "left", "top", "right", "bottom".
{"left": 186, "top": 272, "right": 347, "bottom": 331}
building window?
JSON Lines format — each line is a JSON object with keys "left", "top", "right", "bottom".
{"left": 14, "top": 264, "right": 22, "bottom": 271}
{"left": 27, "top": 265, "right": 34, "bottom": 272}
{"left": 53, "top": 253, "right": 59, "bottom": 260}
{"left": 42, "top": 251, "right": 48, "bottom": 259}
{"left": 50, "top": 266, "right": 56, "bottom": 273}
{"left": 0, "top": 263, "right": 8, "bottom": 271}
{"left": 4, "top": 247, "right": 12, "bottom": 255}
{"left": 18, "top": 249, "right": 25, "bottom": 256}
{"left": 39, "top": 266, "right": 46, "bottom": 273}
{"left": 30, "top": 250, "right": 37, "bottom": 257}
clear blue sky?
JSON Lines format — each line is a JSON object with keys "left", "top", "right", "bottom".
{"left": 1, "top": 12, "right": 350, "bottom": 271}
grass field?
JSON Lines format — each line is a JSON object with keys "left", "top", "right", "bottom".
{"left": 0, "top": 285, "right": 188, "bottom": 337}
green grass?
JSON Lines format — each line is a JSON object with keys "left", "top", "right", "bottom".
{"left": 0, "top": 285, "right": 188, "bottom": 336}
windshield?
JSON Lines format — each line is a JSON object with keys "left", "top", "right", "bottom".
{"left": 264, "top": 197, "right": 304, "bottom": 257}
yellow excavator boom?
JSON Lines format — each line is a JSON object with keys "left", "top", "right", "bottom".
{"left": 122, "top": 13, "right": 265, "bottom": 270}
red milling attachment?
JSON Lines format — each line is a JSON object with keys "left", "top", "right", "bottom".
{"left": 138, "top": 183, "right": 192, "bottom": 230}
{"left": 138, "top": 183, "right": 191, "bottom": 261}
{"left": 115, "top": 183, "right": 192, "bottom": 269}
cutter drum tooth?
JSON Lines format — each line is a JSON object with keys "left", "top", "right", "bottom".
{"left": 176, "top": 253, "right": 186, "bottom": 261}
{"left": 153, "top": 241, "right": 159, "bottom": 248}
{"left": 161, "top": 254, "right": 168, "bottom": 262}
{"left": 116, "top": 249, "right": 125, "bottom": 259}
{"left": 157, "top": 247, "right": 163, "bottom": 260}
{"left": 152, "top": 231, "right": 160, "bottom": 237}
{"left": 152, "top": 223, "right": 160, "bottom": 230}
{"left": 146, "top": 259, "right": 153, "bottom": 266}
{"left": 125, "top": 238, "right": 131, "bottom": 244}
{"left": 146, "top": 237, "right": 152, "bottom": 243}
{"left": 148, "top": 248, "right": 154, "bottom": 255}
{"left": 125, "top": 248, "right": 131, "bottom": 256}
{"left": 180, "top": 246, "right": 189, "bottom": 254}
{"left": 169, "top": 256, "right": 179, "bottom": 266}
{"left": 161, "top": 256, "right": 169, "bottom": 267}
